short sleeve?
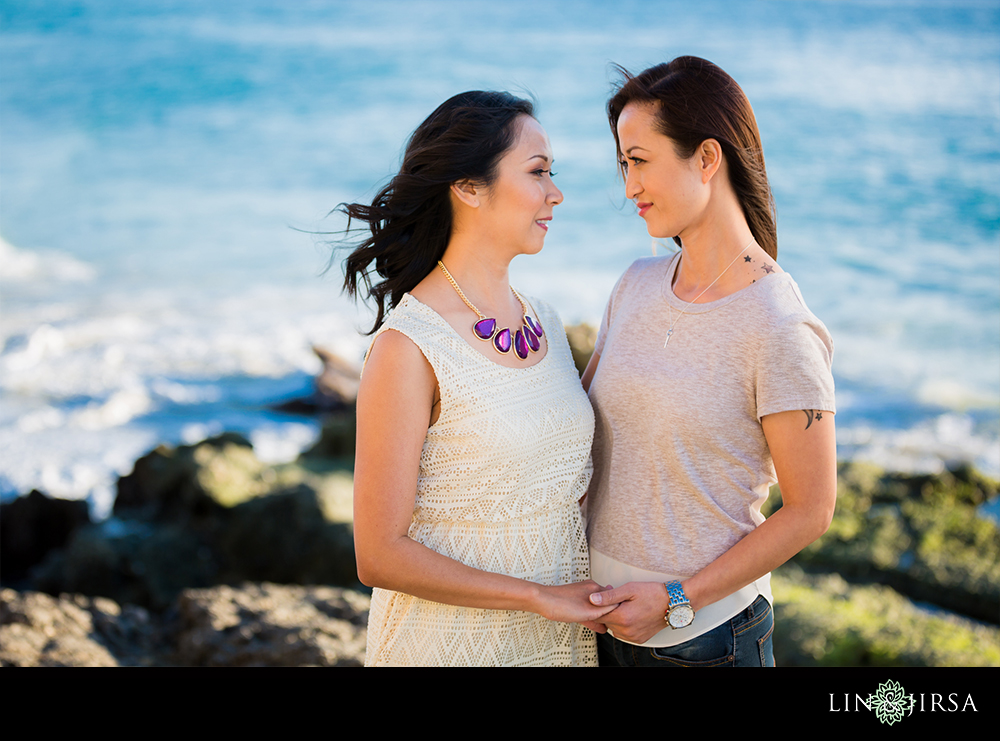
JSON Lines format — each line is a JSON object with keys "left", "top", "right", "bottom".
{"left": 755, "top": 315, "right": 836, "bottom": 420}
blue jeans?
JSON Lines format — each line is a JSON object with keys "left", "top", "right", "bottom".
{"left": 596, "top": 595, "right": 775, "bottom": 667}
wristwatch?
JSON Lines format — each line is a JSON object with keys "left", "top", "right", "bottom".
{"left": 663, "top": 580, "right": 694, "bottom": 629}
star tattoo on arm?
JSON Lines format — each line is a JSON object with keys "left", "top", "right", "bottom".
{"left": 803, "top": 409, "right": 824, "bottom": 429}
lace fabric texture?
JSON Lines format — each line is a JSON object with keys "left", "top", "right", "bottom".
{"left": 363, "top": 293, "right": 596, "bottom": 666}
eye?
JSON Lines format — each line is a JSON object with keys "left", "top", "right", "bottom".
{"left": 532, "top": 168, "right": 556, "bottom": 178}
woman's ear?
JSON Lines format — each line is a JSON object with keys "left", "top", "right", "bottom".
{"left": 450, "top": 179, "right": 481, "bottom": 208}
{"left": 698, "top": 139, "right": 724, "bottom": 184}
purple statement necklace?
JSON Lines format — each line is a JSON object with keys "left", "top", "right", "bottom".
{"left": 438, "top": 260, "right": 543, "bottom": 360}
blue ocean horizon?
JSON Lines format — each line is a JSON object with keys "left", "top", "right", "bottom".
{"left": 1, "top": 0, "right": 998, "bottom": 517}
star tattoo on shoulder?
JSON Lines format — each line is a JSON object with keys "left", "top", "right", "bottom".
{"left": 803, "top": 409, "right": 824, "bottom": 429}
{"left": 761, "top": 264, "right": 775, "bottom": 274}
{"left": 744, "top": 255, "right": 752, "bottom": 263}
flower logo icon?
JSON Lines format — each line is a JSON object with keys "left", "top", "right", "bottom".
{"left": 869, "top": 680, "right": 914, "bottom": 725}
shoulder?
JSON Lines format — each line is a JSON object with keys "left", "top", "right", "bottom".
{"left": 622, "top": 254, "right": 674, "bottom": 284}
{"left": 755, "top": 274, "right": 831, "bottom": 334}
{"left": 364, "top": 325, "right": 434, "bottom": 379}
{"left": 751, "top": 274, "right": 834, "bottom": 366}
{"left": 379, "top": 293, "right": 441, "bottom": 335}
{"left": 363, "top": 294, "right": 443, "bottom": 373}
{"left": 378, "top": 293, "right": 454, "bottom": 349}
{"left": 607, "top": 254, "right": 675, "bottom": 305}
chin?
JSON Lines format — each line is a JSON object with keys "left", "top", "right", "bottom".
{"left": 522, "top": 236, "right": 546, "bottom": 255}
{"left": 645, "top": 225, "right": 677, "bottom": 241}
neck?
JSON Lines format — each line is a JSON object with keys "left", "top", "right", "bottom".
{"left": 437, "top": 237, "right": 517, "bottom": 314}
{"left": 671, "top": 189, "right": 760, "bottom": 299}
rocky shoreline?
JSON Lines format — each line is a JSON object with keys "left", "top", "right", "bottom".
{"left": 2, "top": 330, "right": 998, "bottom": 666}
{"left": 0, "top": 583, "right": 369, "bottom": 667}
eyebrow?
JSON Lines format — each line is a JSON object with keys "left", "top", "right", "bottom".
{"left": 524, "top": 154, "right": 551, "bottom": 163}
{"left": 624, "top": 146, "right": 650, "bottom": 155}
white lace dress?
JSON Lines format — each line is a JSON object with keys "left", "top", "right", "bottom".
{"left": 362, "top": 293, "right": 596, "bottom": 666}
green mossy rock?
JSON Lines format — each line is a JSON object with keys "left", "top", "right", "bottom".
{"left": 764, "top": 462, "right": 1000, "bottom": 623}
{"left": 115, "top": 433, "right": 276, "bottom": 520}
{"left": 771, "top": 565, "right": 1000, "bottom": 667}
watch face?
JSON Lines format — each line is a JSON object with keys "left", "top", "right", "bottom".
{"left": 668, "top": 604, "right": 695, "bottom": 628}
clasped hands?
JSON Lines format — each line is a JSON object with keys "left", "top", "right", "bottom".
{"left": 546, "top": 580, "right": 668, "bottom": 643}
{"left": 586, "top": 581, "right": 670, "bottom": 643}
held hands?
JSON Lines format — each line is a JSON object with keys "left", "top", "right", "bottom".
{"left": 537, "top": 581, "right": 619, "bottom": 633}
{"left": 588, "top": 581, "right": 670, "bottom": 644}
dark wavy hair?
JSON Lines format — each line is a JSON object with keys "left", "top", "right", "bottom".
{"left": 340, "top": 90, "right": 535, "bottom": 334}
{"left": 608, "top": 56, "right": 778, "bottom": 259}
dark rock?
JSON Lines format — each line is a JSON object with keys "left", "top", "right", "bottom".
{"left": 217, "top": 483, "right": 357, "bottom": 588}
{"left": 24, "top": 433, "right": 360, "bottom": 609}
{"left": 0, "top": 490, "right": 90, "bottom": 583}
{"left": 31, "top": 520, "right": 220, "bottom": 612}
{"left": 300, "top": 412, "right": 356, "bottom": 460}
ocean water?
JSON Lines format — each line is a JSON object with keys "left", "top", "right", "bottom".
{"left": 1, "top": 0, "right": 998, "bottom": 518}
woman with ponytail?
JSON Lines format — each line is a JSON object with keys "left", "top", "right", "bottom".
{"left": 343, "top": 91, "right": 614, "bottom": 666}
{"left": 583, "top": 57, "right": 837, "bottom": 666}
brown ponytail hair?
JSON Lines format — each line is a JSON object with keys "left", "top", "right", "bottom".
{"left": 608, "top": 57, "right": 778, "bottom": 259}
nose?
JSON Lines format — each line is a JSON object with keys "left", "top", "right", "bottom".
{"left": 548, "top": 181, "right": 564, "bottom": 206}
{"left": 625, "top": 166, "right": 641, "bottom": 200}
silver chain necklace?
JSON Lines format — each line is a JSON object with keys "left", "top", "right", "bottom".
{"left": 664, "top": 240, "right": 754, "bottom": 347}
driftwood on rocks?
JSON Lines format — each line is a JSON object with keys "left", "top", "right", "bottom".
{"left": 270, "top": 346, "right": 361, "bottom": 415}
{"left": 312, "top": 346, "right": 361, "bottom": 408}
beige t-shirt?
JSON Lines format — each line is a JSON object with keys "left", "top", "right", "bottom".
{"left": 586, "top": 252, "right": 835, "bottom": 646}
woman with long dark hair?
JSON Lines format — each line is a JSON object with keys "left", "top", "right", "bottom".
{"left": 583, "top": 57, "right": 837, "bottom": 666}
{"left": 343, "top": 91, "right": 614, "bottom": 666}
